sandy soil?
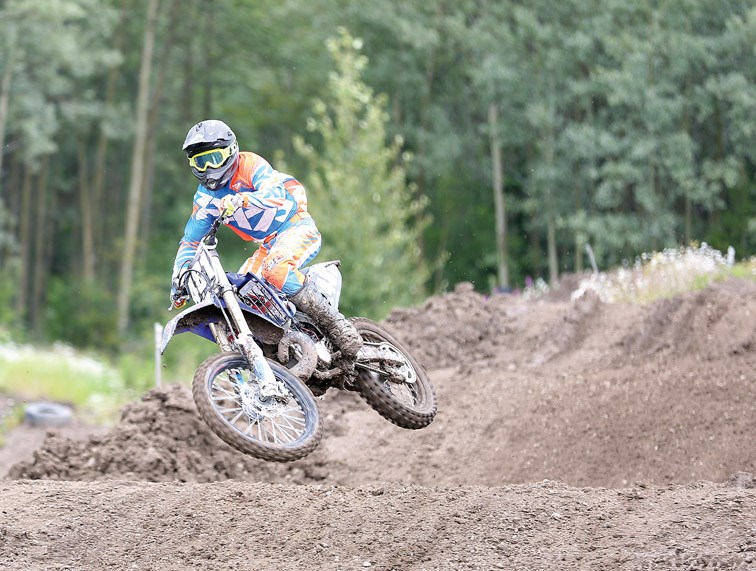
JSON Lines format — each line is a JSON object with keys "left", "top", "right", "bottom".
{"left": 1, "top": 277, "right": 755, "bottom": 570}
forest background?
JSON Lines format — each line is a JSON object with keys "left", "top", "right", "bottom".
{"left": 0, "top": 0, "right": 753, "bottom": 393}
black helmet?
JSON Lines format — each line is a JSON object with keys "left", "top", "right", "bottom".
{"left": 182, "top": 120, "right": 239, "bottom": 190}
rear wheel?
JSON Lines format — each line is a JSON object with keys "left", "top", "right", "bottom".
{"left": 352, "top": 318, "right": 437, "bottom": 429}
{"left": 192, "top": 352, "right": 321, "bottom": 462}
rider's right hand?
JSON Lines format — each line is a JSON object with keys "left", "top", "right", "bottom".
{"left": 219, "top": 193, "right": 249, "bottom": 218}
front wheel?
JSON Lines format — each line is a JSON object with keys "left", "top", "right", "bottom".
{"left": 192, "top": 352, "right": 321, "bottom": 462}
{"left": 352, "top": 317, "right": 437, "bottom": 429}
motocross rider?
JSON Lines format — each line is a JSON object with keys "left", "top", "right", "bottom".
{"left": 170, "top": 119, "right": 363, "bottom": 362}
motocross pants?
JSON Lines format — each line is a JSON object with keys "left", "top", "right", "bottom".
{"left": 238, "top": 212, "right": 321, "bottom": 296}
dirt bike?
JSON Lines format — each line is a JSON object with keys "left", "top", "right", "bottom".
{"left": 161, "top": 216, "right": 437, "bottom": 462}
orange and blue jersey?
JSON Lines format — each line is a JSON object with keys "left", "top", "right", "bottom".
{"left": 172, "top": 151, "right": 319, "bottom": 294}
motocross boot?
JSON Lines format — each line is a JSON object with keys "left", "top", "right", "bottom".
{"left": 290, "top": 278, "right": 363, "bottom": 360}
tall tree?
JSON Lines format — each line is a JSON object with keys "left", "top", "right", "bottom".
{"left": 488, "top": 103, "right": 509, "bottom": 288}
{"left": 293, "top": 29, "right": 430, "bottom": 317}
{"left": 0, "top": 24, "right": 18, "bottom": 196}
{"left": 117, "top": 0, "right": 159, "bottom": 335}
{"left": 0, "top": 0, "right": 119, "bottom": 329}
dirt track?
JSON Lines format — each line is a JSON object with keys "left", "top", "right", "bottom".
{"left": 1, "top": 278, "right": 755, "bottom": 569}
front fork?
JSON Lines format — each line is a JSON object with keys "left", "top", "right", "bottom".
{"left": 206, "top": 246, "right": 286, "bottom": 401}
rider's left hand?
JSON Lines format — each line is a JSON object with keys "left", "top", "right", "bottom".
{"left": 170, "top": 281, "right": 189, "bottom": 309}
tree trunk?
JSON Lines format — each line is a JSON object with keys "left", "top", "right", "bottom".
{"left": 0, "top": 149, "right": 19, "bottom": 268}
{"left": 139, "top": 0, "right": 181, "bottom": 260}
{"left": 18, "top": 164, "right": 33, "bottom": 326}
{"left": 202, "top": 8, "right": 214, "bottom": 117}
{"left": 79, "top": 140, "right": 96, "bottom": 283}
{"left": 92, "top": 16, "right": 124, "bottom": 278}
{"left": 6, "top": 147, "right": 20, "bottom": 217}
{"left": 31, "top": 155, "right": 51, "bottom": 337}
{"left": 682, "top": 76, "right": 692, "bottom": 245}
{"left": 413, "top": 11, "right": 439, "bottom": 258}
{"left": 117, "top": 0, "right": 160, "bottom": 335}
{"left": 433, "top": 213, "right": 450, "bottom": 293}
{"left": 684, "top": 195, "right": 692, "bottom": 245}
{"left": 181, "top": 17, "right": 195, "bottom": 124}
{"left": 547, "top": 214, "right": 558, "bottom": 285}
{"left": 525, "top": 143, "right": 542, "bottom": 276}
{"left": 0, "top": 25, "right": 18, "bottom": 195}
{"left": 574, "top": 230, "right": 584, "bottom": 273}
{"left": 543, "top": 102, "right": 558, "bottom": 285}
{"left": 488, "top": 103, "right": 509, "bottom": 289}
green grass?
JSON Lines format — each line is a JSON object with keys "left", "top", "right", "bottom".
{"left": 0, "top": 404, "right": 25, "bottom": 448}
{"left": 0, "top": 341, "right": 129, "bottom": 423}
{"left": 118, "top": 329, "right": 218, "bottom": 389}
{"left": 728, "top": 259, "right": 756, "bottom": 280}
{"left": 638, "top": 258, "right": 756, "bottom": 303}
{"left": 0, "top": 326, "right": 219, "bottom": 425}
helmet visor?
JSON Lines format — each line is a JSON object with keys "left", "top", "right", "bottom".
{"left": 188, "top": 141, "right": 238, "bottom": 172}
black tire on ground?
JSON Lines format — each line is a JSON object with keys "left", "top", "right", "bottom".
{"left": 24, "top": 402, "right": 73, "bottom": 427}
{"left": 352, "top": 317, "right": 437, "bottom": 429}
{"left": 192, "top": 352, "right": 322, "bottom": 462}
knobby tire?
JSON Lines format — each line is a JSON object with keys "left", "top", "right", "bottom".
{"left": 192, "top": 352, "right": 322, "bottom": 462}
{"left": 352, "top": 317, "right": 437, "bottom": 429}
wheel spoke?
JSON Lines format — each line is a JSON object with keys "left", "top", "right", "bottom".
{"left": 279, "top": 411, "right": 306, "bottom": 426}
{"left": 229, "top": 409, "right": 245, "bottom": 425}
{"left": 281, "top": 414, "right": 305, "bottom": 433}
{"left": 274, "top": 421, "right": 297, "bottom": 441}
{"left": 254, "top": 418, "right": 271, "bottom": 442}
{"left": 266, "top": 421, "right": 278, "bottom": 443}
{"left": 265, "top": 420, "right": 278, "bottom": 444}
{"left": 363, "top": 334, "right": 418, "bottom": 408}
{"left": 212, "top": 384, "right": 238, "bottom": 399}
{"left": 212, "top": 395, "right": 238, "bottom": 402}
{"left": 217, "top": 405, "right": 242, "bottom": 414}
{"left": 205, "top": 359, "right": 317, "bottom": 451}
{"left": 251, "top": 419, "right": 263, "bottom": 442}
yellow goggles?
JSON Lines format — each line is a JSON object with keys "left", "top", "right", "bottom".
{"left": 188, "top": 141, "right": 238, "bottom": 172}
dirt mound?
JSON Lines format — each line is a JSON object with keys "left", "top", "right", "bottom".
{"left": 7, "top": 277, "right": 756, "bottom": 489}
{"left": 620, "top": 278, "right": 756, "bottom": 360}
{"left": 3, "top": 277, "right": 756, "bottom": 570}
{"left": 384, "top": 281, "right": 505, "bottom": 369}
{"left": 7, "top": 385, "right": 286, "bottom": 482}
{"left": 6, "top": 383, "right": 362, "bottom": 484}
{"left": 384, "top": 281, "right": 570, "bottom": 371}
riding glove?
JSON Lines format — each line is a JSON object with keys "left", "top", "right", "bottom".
{"left": 219, "top": 193, "right": 250, "bottom": 217}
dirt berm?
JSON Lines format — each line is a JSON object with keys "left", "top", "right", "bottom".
{"left": 2, "top": 278, "right": 755, "bottom": 570}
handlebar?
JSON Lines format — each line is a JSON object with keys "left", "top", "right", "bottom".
{"left": 169, "top": 214, "right": 229, "bottom": 312}
{"left": 203, "top": 214, "right": 230, "bottom": 246}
